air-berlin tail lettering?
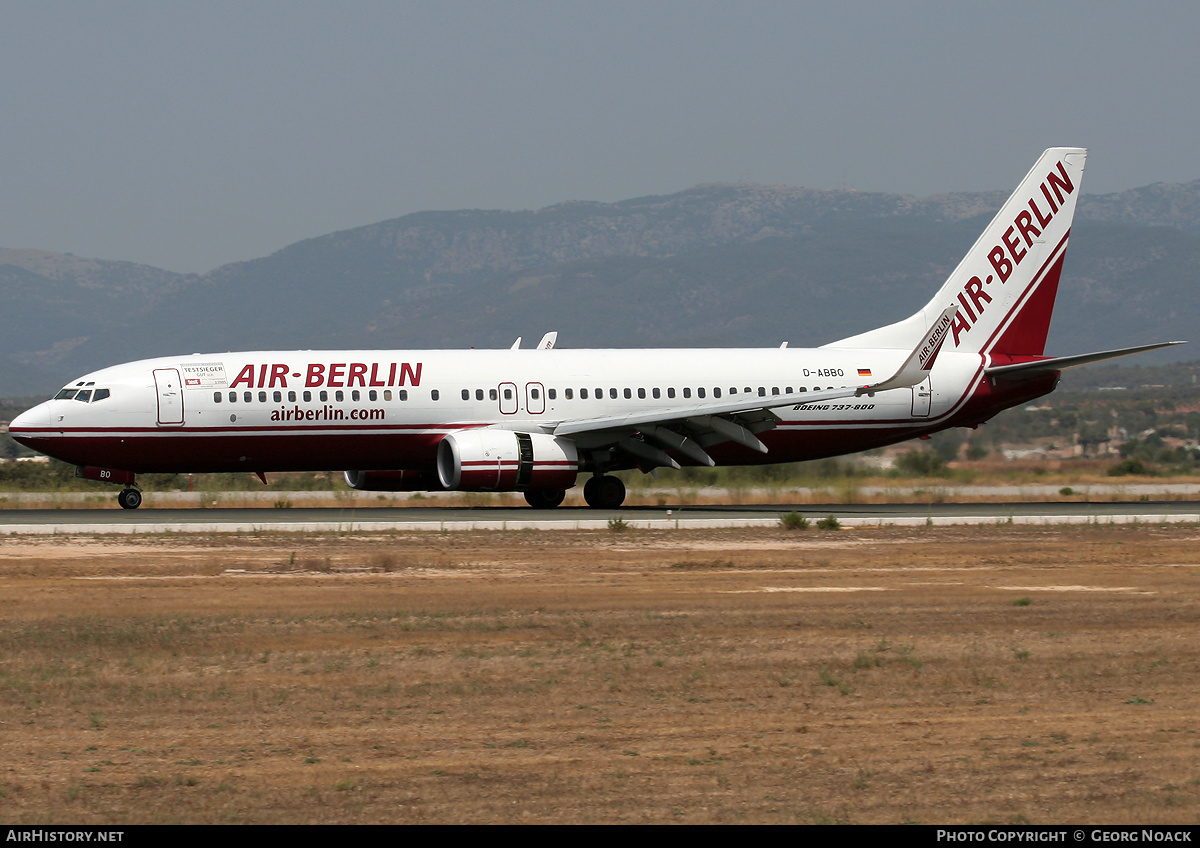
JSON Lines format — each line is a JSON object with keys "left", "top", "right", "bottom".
{"left": 228, "top": 362, "right": 423, "bottom": 389}
{"left": 950, "top": 159, "right": 1075, "bottom": 347}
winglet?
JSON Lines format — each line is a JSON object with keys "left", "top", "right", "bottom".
{"left": 537, "top": 331, "right": 558, "bottom": 350}
{"left": 856, "top": 304, "right": 958, "bottom": 396}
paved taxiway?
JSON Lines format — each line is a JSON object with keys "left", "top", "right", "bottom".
{"left": 2, "top": 501, "right": 1199, "bottom": 534}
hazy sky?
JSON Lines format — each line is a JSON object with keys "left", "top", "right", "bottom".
{"left": 3, "top": 1, "right": 1198, "bottom": 273}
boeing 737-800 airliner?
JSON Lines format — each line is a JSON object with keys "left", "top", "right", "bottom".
{"left": 9, "top": 148, "right": 1180, "bottom": 509}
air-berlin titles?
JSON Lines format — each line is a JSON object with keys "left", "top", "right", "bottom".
{"left": 228, "top": 361, "right": 423, "bottom": 390}
{"left": 919, "top": 309, "right": 955, "bottom": 370}
{"left": 950, "top": 159, "right": 1075, "bottom": 347}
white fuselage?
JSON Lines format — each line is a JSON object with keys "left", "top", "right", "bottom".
{"left": 11, "top": 345, "right": 1027, "bottom": 478}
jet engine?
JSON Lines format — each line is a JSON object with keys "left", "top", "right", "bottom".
{"left": 436, "top": 430, "right": 578, "bottom": 491}
{"left": 343, "top": 470, "right": 439, "bottom": 491}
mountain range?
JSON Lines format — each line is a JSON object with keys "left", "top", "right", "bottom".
{"left": 2, "top": 177, "right": 1199, "bottom": 397}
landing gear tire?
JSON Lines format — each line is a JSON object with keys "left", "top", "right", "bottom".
{"left": 524, "top": 488, "right": 566, "bottom": 509}
{"left": 117, "top": 488, "right": 142, "bottom": 510}
{"left": 583, "top": 475, "right": 626, "bottom": 509}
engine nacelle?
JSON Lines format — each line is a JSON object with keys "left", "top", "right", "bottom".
{"left": 436, "top": 430, "right": 579, "bottom": 492}
{"left": 343, "top": 470, "right": 439, "bottom": 491}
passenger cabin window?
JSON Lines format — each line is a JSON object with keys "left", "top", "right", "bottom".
{"left": 683, "top": 388, "right": 691, "bottom": 398}
{"left": 289, "top": 391, "right": 298, "bottom": 402}
{"left": 623, "top": 388, "right": 631, "bottom": 399}
{"left": 548, "top": 389, "right": 556, "bottom": 400}
{"left": 228, "top": 391, "right": 237, "bottom": 403}
{"left": 335, "top": 391, "right": 344, "bottom": 402}
{"left": 369, "top": 390, "right": 377, "bottom": 401}
{"left": 431, "top": 390, "right": 440, "bottom": 401}
{"left": 320, "top": 391, "right": 328, "bottom": 402}
{"left": 652, "top": 388, "right": 660, "bottom": 399}
{"left": 244, "top": 392, "right": 252, "bottom": 403}
{"left": 213, "top": 392, "right": 222, "bottom": 403}
{"left": 565, "top": 388, "right": 574, "bottom": 400}
{"left": 609, "top": 388, "right": 617, "bottom": 399}
{"left": 351, "top": 390, "right": 359, "bottom": 401}
{"left": 399, "top": 390, "right": 408, "bottom": 401}
{"left": 489, "top": 389, "right": 497, "bottom": 401}
{"left": 668, "top": 388, "right": 676, "bottom": 399}
{"left": 259, "top": 391, "right": 267, "bottom": 402}
{"left": 637, "top": 388, "right": 646, "bottom": 399}
{"left": 384, "top": 390, "right": 392, "bottom": 401}
{"left": 304, "top": 391, "right": 312, "bottom": 402}
{"left": 580, "top": 388, "right": 588, "bottom": 399}
{"left": 462, "top": 389, "right": 470, "bottom": 401}
{"left": 697, "top": 388, "right": 706, "bottom": 399}
{"left": 714, "top": 388, "right": 721, "bottom": 398}
{"left": 273, "top": 391, "right": 282, "bottom": 403}
{"left": 475, "top": 389, "right": 484, "bottom": 401}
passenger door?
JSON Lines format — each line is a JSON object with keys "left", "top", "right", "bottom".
{"left": 911, "top": 378, "right": 932, "bottom": 418}
{"left": 153, "top": 368, "right": 185, "bottom": 425}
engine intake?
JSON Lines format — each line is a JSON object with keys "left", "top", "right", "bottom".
{"left": 437, "top": 430, "right": 578, "bottom": 491}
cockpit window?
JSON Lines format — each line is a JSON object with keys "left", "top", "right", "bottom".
{"left": 55, "top": 387, "right": 110, "bottom": 402}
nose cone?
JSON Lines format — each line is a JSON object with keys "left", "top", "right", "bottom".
{"left": 9, "top": 402, "right": 51, "bottom": 441}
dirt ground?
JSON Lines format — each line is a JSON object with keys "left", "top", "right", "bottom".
{"left": 0, "top": 524, "right": 1197, "bottom": 824}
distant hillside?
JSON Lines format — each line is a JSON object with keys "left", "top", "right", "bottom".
{"left": 2, "top": 177, "right": 1200, "bottom": 396}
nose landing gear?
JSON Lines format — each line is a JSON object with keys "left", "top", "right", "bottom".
{"left": 117, "top": 488, "right": 143, "bottom": 510}
{"left": 75, "top": 466, "right": 142, "bottom": 510}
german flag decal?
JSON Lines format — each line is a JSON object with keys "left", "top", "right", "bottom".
{"left": 857, "top": 368, "right": 872, "bottom": 377}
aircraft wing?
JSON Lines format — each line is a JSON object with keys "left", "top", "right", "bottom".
{"left": 544, "top": 306, "right": 959, "bottom": 469}
{"left": 985, "top": 341, "right": 1185, "bottom": 380}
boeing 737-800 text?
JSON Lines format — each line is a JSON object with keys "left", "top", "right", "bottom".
{"left": 9, "top": 148, "right": 1180, "bottom": 509}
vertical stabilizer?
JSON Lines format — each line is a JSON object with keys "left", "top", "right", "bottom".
{"left": 826, "top": 148, "right": 1086, "bottom": 356}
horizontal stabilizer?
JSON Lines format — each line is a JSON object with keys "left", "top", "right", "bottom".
{"left": 985, "top": 342, "right": 1185, "bottom": 379}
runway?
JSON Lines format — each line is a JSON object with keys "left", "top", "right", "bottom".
{"left": 2, "top": 500, "right": 1199, "bottom": 534}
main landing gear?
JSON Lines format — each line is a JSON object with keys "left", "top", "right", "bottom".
{"left": 117, "top": 488, "right": 143, "bottom": 510}
{"left": 583, "top": 475, "right": 626, "bottom": 509}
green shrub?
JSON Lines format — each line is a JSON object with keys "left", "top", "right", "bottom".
{"left": 779, "top": 511, "right": 809, "bottom": 530}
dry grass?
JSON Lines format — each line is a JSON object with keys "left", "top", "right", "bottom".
{"left": 0, "top": 525, "right": 1198, "bottom": 823}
